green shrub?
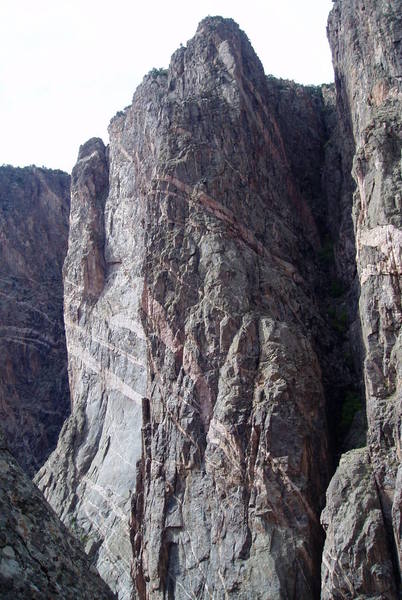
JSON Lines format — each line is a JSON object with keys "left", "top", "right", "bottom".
{"left": 340, "top": 390, "right": 362, "bottom": 433}
{"left": 149, "top": 67, "right": 168, "bottom": 78}
{"left": 329, "top": 278, "right": 345, "bottom": 298}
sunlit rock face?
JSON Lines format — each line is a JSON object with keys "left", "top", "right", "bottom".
{"left": 0, "top": 165, "right": 70, "bottom": 475}
{"left": 0, "top": 428, "right": 115, "bottom": 600}
{"left": 35, "top": 136, "right": 147, "bottom": 599}
{"left": 322, "top": 0, "right": 402, "bottom": 597}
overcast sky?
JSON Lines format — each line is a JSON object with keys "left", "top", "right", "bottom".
{"left": 0, "top": 0, "right": 334, "bottom": 172}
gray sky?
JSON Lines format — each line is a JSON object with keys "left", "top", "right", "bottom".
{"left": 1, "top": 0, "right": 334, "bottom": 172}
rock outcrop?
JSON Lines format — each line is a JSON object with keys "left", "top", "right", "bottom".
{"left": 36, "top": 137, "right": 147, "bottom": 598}
{"left": 321, "top": 448, "right": 398, "bottom": 599}
{"left": 34, "top": 5, "right": 401, "bottom": 600}
{"left": 322, "top": 0, "right": 402, "bottom": 596}
{"left": 0, "top": 165, "right": 70, "bottom": 475}
{"left": 0, "top": 428, "right": 115, "bottom": 599}
{"left": 37, "top": 16, "right": 357, "bottom": 600}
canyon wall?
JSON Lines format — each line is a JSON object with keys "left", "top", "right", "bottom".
{"left": 34, "top": 3, "right": 401, "bottom": 599}
{"left": 37, "top": 16, "right": 354, "bottom": 600}
{"left": 322, "top": 0, "right": 402, "bottom": 597}
{"left": 0, "top": 166, "right": 70, "bottom": 475}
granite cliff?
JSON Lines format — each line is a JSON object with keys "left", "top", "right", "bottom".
{"left": 24, "top": 1, "right": 401, "bottom": 599}
{"left": 0, "top": 165, "right": 70, "bottom": 475}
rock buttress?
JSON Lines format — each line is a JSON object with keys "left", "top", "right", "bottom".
{"left": 131, "top": 18, "right": 334, "bottom": 599}
{"left": 0, "top": 165, "right": 70, "bottom": 475}
{"left": 36, "top": 137, "right": 147, "bottom": 598}
{"left": 322, "top": 1, "right": 402, "bottom": 597}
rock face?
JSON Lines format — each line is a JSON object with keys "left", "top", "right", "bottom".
{"left": 0, "top": 428, "right": 115, "bottom": 599}
{"left": 321, "top": 449, "right": 398, "bottom": 599}
{"left": 35, "top": 6, "right": 401, "bottom": 600}
{"left": 0, "top": 165, "right": 70, "bottom": 475}
{"left": 37, "top": 17, "right": 353, "bottom": 600}
{"left": 130, "top": 32, "right": 343, "bottom": 597}
{"left": 322, "top": 0, "right": 402, "bottom": 596}
{"left": 35, "top": 137, "right": 146, "bottom": 599}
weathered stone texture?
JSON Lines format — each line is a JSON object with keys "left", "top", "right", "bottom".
{"left": 321, "top": 448, "right": 398, "bottom": 599}
{"left": 33, "top": 6, "right": 401, "bottom": 599}
{"left": 323, "top": 0, "right": 402, "bottom": 595}
{"left": 35, "top": 137, "right": 147, "bottom": 599}
{"left": 35, "top": 17, "right": 344, "bottom": 600}
{"left": 0, "top": 165, "right": 70, "bottom": 475}
{"left": 0, "top": 428, "right": 115, "bottom": 599}
{"left": 131, "top": 18, "right": 336, "bottom": 599}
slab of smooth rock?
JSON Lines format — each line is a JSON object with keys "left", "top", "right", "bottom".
{"left": 35, "top": 138, "right": 146, "bottom": 598}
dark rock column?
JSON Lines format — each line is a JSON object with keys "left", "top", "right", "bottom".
{"left": 322, "top": 1, "right": 402, "bottom": 596}
{"left": 0, "top": 428, "right": 115, "bottom": 600}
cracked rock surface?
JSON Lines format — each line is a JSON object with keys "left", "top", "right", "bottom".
{"left": 321, "top": 448, "right": 398, "bottom": 599}
{"left": 322, "top": 0, "right": 402, "bottom": 596}
{"left": 38, "top": 17, "right": 346, "bottom": 600}
{"left": 0, "top": 428, "right": 115, "bottom": 599}
{"left": 34, "top": 6, "right": 401, "bottom": 600}
{"left": 131, "top": 21, "right": 336, "bottom": 599}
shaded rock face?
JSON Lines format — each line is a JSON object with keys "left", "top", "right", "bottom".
{"left": 322, "top": 0, "right": 402, "bottom": 596}
{"left": 0, "top": 165, "right": 70, "bottom": 475}
{"left": 266, "top": 78, "right": 364, "bottom": 455}
{"left": 0, "top": 428, "right": 115, "bottom": 600}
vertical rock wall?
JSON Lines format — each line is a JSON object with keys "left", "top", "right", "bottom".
{"left": 322, "top": 1, "right": 402, "bottom": 597}
{"left": 36, "top": 136, "right": 148, "bottom": 598}
{"left": 132, "top": 19, "right": 336, "bottom": 599}
{"left": 34, "top": 7, "right": 401, "bottom": 599}
{"left": 36, "top": 17, "right": 343, "bottom": 599}
{"left": 0, "top": 166, "right": 70, "bottom": 475}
